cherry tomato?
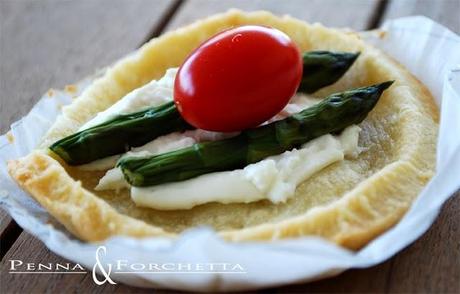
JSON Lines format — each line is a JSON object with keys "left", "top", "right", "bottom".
{"left": 174, "top": 25, "right": 302, "bottom": 132}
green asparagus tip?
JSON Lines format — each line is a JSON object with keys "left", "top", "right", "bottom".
{"left": 377, "top": 80, "right": 395, "bottom": 91}
{"left": 299, "top": 51, "right": 363, "bottom": 93}
{"left": 347, "top": 51, "right": 361, "bottom": 63}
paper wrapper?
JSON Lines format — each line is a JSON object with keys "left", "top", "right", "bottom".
{"left": 1, "top": 16, "right": 459, "bottom": 291}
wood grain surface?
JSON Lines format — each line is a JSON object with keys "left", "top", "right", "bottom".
{"left": 165, "top": 0, "right": 380, "bottom": 31}
{"left": 0, "top": 0, "right": 174, "bottom": 133}
{"left": 1, "top": 0, "right": 459, "bottom": 293}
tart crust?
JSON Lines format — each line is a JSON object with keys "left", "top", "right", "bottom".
{"left": 8, "top": 10, "right": 438, "bottom": 249}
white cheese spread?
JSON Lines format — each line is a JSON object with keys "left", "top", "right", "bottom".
{"left": 77, "top": 154, "right": 121, "bottom": 171}
{"left": 79, "top": 68, "right": 178, "bottom": 131}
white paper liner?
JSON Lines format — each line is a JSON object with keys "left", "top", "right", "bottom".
{"left": 1, "top": 16, "right": 459, "bottom": 291}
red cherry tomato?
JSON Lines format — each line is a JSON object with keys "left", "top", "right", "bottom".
{"left": 174, "top": 25, "right": 302, "bottom": 132}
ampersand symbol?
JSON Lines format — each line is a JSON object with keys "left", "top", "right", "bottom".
{"left": 92, "top": 246, "right": 116, "bottom": 285}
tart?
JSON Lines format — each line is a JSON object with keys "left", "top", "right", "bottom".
{"left": 8, "top": 10, "right": 438, "bottom": 249}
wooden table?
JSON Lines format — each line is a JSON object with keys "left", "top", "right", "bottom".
{"left": 1, "top": 0, "right": 459, "bottom": 292}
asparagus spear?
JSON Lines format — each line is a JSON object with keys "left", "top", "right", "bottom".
{"left": 119, "top": 81, "right": 393, "bottom": 187}
{"left": 50, "top": 50, "right": 360, "bottom": 165}
{"left": 50, "top": 101, "right": 193, "bottom": 165}
{"left": 299, "top": 51, "right": 360, "bottom": 93}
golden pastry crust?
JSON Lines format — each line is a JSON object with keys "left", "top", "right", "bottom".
{"left": 8, "top": 10, "right": 438, "bottom": 248}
